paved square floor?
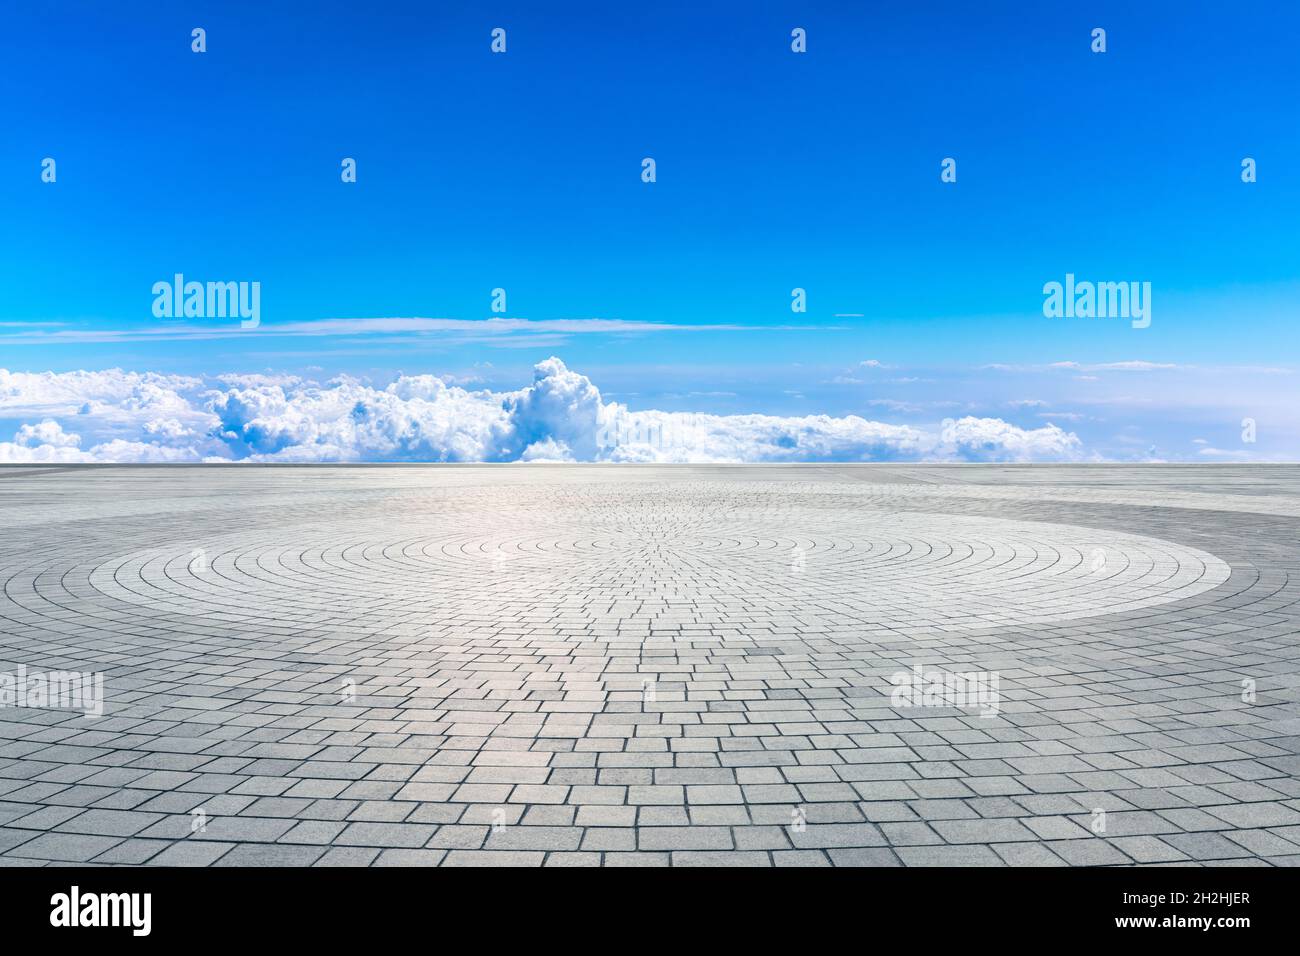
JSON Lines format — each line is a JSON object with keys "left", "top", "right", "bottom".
{"left": 0, "top": 464, "right": 1298, "bottom": 866}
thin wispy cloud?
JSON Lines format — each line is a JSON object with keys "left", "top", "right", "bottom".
{"left": 0, "top": 316, "right": 764, "bottom": 346}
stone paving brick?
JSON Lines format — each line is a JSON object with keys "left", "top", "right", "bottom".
{"left": 1107, "top": 836, "right": 1189, "bottom": 863}
{"left": 8, "top": 806, "right": 85, "bottom": 831}
{"left": 484, "top": 826, "right": 582, "bottom": 851}
{"left": 992, "top": 843, "right": 1068, "bottom": 866}
{"left": 773, "top": 849, "right": 831, "bottom": 866}
{"left": 144, "top": 840, "right": 235, "bottom": 866}
{"left": 880, "top": 822, "right": 944, "bottom": 846}
{"left": 581, "top": 828, "right": 636, "bottom": 851}
{"left": 686, "top": 785, "right": 744, "bottom": 805}
{"left": 1024, "top": 816, "right": 1093, "bottom": 841}
{"left": 90, "top": 838, "right": 168, "bottom": 865}
{"left": 334, "top": 822, "right": 437, "bottom": 848}
{"left": 441, "top": 850, "right": 545, "bottom": 867}
{"left": 931, "top": 819, "right": 1039, "bottom": 844}
{"left": 1162, "top": 832, "right": 1256, "bottom": 861}
{"left": 673, "top": 850, "right": 769, "bottom": 866}
{"left": 789, "top": 823, "right": 886, "bottom": 849}
{"left": 826, "top": 847, "right": 903, "bottom": 866}
{"left": 896, "top": 845, "right": 1004, "bottom": 866}
{"left": 628, "top": 785, "right": 683, "bottom": 806}
{"left": 1205, "top": 802, "right": 1300, "bottom": 829}
{"left": 215, "top": 844, "right": 327, "bottom": 866}
{"left": 603, "top": 852, "right": 671, "bottom": 867}
{"left": 639, "top": 826, "right": 733, "bottom": 851}
{"left": 373, "top": 849, "right": 448, "bottom": 866}
{"left": 279, "top": 820, "right": 348, "bottom": 845}
{"left": 1226, "top": 829, "right": 1300, "bottom": 857}
{"left": 544, "top": 852, "right": 603, "bottom": 866}
{"left": 51, "top": 808, "right": 163, "bottom": 837}
{"left": 7, "top": 831, "right": 122, "bottom": 862}
{"left": 575, "top": 806, "right": 636, "bottom": 827}
{"left": 313, "top": 847, "right": 380, "bottom": 866}
{"left": 1045, "top": 840, "right": 1133, "bottom": 866}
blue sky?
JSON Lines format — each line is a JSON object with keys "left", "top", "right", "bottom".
{"left": 1, "top": 1, "right": 1297, "bottom": 461}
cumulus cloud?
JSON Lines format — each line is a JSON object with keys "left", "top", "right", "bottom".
{"left": 15, "top": 419, "right": 80, "bottom": 448}
{"left": 520, "top": 438, "right": 575, "bottom": 462}
{"left": 0, "top": 359, "right": 1084, "bottom": 464}
{"left": 937, "top": 416, "right": 1082, "bottom": 462}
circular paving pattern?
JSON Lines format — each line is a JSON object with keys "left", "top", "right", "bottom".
{"left": 79, "top": 506, "right": 1231, "bottom": 636}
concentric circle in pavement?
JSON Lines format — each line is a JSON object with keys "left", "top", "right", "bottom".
{"left": 0, "top": 465, "right": 1297, "bottom": 868}
{"left": 84, "top": 508, "right": 1229, "bottom": 635}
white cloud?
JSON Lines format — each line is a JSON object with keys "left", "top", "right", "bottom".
{"left": 1, "top": 418, "right": 93, "bottom": 462}
{"left": 991, "top": 361, "right": 1186, "bottom": 373}
{"left": 0, "top": 316, "right": 755, "bottom": 346}
{"left": 0, "top": 368, "right": 204, "bottom": 418}
{"left": 0, "top": 358, "right": 1085, "bottom": 464}
{"left": 15, "top": 419, "right": 80, "bottom": 448}
{"left": 939, "top": 416, "right": 1082, "bottom": 462}
{"left": 1197, "top": 446, "right": 1253, "bottom": 460}
{"left": 1085, "top": 361, "right": 1180, "bottom": 372}
{"left": 520, "top": 438, "right": 575, "bottom": 462}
